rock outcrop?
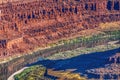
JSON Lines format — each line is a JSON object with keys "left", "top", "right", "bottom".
{"left": 0, "top": 0, "right": 120, "bottom": 59}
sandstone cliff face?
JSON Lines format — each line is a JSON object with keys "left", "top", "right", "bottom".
{"left": 0, "top": 0, "right": 120, "bottom": 58}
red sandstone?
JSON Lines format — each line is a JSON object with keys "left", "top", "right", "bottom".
{"left": 0, "top": 0, "right": 120, "bottom": 59}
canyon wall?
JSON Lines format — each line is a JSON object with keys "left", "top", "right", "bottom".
{"left": 0, "top": 35, "right": 119, "bottom": 80}
{"left": 0, "top": 0, "right": 120, "bottom": 80}
{"left": 0, "top": 0, "right": 120, "bottom": 58}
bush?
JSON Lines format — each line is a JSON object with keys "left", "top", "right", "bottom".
{"left": 14, "top": 65, "right": 46, "bottom": 80}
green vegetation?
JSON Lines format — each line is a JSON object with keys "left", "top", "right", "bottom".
{"left": 47, "top": 30, "right": 120, "bottom": 60}
{"left": 14, "top": 30, "right": 120, "bottom": 80}
{"left": 48, "top": 30, "right": 120, "bottom": 48}
{"left": 47, "top": 42, "right": 120, "bottom": 60}
{"left": 14, "top": 65, "right": 47, "bottom": 80}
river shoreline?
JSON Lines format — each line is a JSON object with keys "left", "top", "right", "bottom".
{"left": 46, "top": 40, "right": 120, "bottom": 60}
{"left": 7, "top": 67, "right": 28, "bottom": 80}
{"left": 1, "top": 30, "right": 120, "bottom": 64}
{"left": 8, "top": 40, "right": 120, "bottom": 80}
{"left": 0, "top": 30, "right": 120, "bottom": 80}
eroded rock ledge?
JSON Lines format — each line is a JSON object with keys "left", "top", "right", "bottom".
{"left": 0, "top": 0, "right": 120, "bottom": 60}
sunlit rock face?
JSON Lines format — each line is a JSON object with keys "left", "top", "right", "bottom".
{"left": 0, "top": 0, "right": 120, "bottom": 59}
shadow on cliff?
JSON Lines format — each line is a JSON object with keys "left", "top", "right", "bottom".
{"left": 28, "top": 47, "right": 120, "bottom": 79}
